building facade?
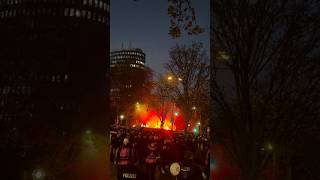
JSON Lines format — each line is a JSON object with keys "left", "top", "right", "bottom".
{"left": 0, "top": 0, "right": 110, "bottom": 179}
{"left": 110, "top": 48, "right": 146, "bottom": 124}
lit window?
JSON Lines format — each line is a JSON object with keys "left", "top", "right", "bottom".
{"left": 99, "top": 1, "right": 103, "bottom": 8}
{"left": 87, "top": 11, "right": 91, "bottom": 19}
{"left": 76, "top": 9, "right": 80, "bottom": 17}
{"left": 83, "top": 0, "right": 87, "bottom": 5}
{"left": 52, "top": 76, "right": 55, "bottom": 82}
{"left": 64, "top": 74, "right": 68, "bottom": 80}
{"left": 95, "top": 0, "right": 98, "bottom": 7}
{"left": 89, "top": 0, "right": 92, "bottom": 5}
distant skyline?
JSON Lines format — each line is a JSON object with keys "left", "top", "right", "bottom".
{"left": 110, "top": 0, "right": 210, "bottom": 75}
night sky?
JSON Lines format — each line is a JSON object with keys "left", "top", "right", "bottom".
{"left": 110, "top": 0, "right": 210, "bottom": 75}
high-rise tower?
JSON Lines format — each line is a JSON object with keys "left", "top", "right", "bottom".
{"left": 0, "top": 0, "right": 110, "bottom": 178}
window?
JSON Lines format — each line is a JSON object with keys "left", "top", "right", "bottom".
{"left": 70, "top": 8, "right": 74, "bottom": 16}
{"left": 81, "top": 10, "right": 86, "bottom": 17}
{"left": 89, "top": 0, "right": 92, "bottom": 5}
{"left": 83, "top": 0, "right": 87, "bottom": 5}
{"left": 57, "top": 75, "right": 60, "bottom": 82}
{"left": 87, "top": 11, "right": 91, "bottom": 19}
{"left": 76, "top": 9, "right": 80, "bottom": 17}
{"left": 99, "top": 1, "right": 103, "bottom": 8}
{"left": 95, "top": 0, "right": 98, "bottom": 7}
{"left": 64, "top": 8, "right": 69, "bottom": 16}
{"left": 64, "top": 74, "right": 69, "bottom": 80}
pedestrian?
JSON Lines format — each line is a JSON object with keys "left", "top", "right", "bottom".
{"left": 177, "top": 150, "right": 204, "bottom": 180}
{"left": 145, "top": 137, "right": 158, "bottom": 180}
{"left": 159, "top": 139, "right": 172, "bottom": 174}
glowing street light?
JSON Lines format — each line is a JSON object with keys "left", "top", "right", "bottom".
{"left": 135, "top": 102, "right": 141, "bottom": 111}
{"left": 174, "top": 112, "right": 179, "bottom": 116}
{"left": 267, "top": 143, "right": 273, "bottom": 151}
{"left": 197, "top": 122, "right": 201, "bottom": 125}
{"left": 120, "top": 114, "right": 125, "bottom": 120}
{"left": 178, "top": 77, "right": 182, "bottom": 81}
{"left": 193, "top": 128, "right": 198, "bottom": 134}
{"left": 167, "top": 76, "right": 173, "bottom": 81}
{"left": 192, "top": 106, "right": 196, "bottom": 110}
{"left": 85, "top": 129, "right": 92, "bottom": 135}
{"left": 32, "top": 169, "right": 45, "bottom": 180}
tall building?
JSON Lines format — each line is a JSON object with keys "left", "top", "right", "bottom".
{"left": 0, "top": 0, "right": 110, "bottom": 179}
{"left": 110, "top": 48, "right": 146, "bottom": 123}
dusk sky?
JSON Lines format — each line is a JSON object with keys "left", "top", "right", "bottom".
{"left": 110, "top": 0, "right": 210, "bottom": 75}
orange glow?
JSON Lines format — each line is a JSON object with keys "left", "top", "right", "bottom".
{"left": 131, "top": 102, "right": 184, "bottom": 131}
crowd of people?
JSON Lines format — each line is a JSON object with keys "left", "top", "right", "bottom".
{"left": 109, "top": 126, "right": 211, "bottom": 180}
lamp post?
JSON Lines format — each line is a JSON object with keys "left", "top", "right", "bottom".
{"left": 119, "top": 114, "right": 125, "bottom": 127}
{"left": 166, "top": 74, "right": 182, "bottom": 131}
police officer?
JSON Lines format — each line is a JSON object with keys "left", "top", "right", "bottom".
{"left": 116, "top": 138, "right": 132, "bottom": 180}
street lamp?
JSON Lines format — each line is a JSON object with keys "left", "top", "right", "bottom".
{"left": 192, "top": 106, "right": 196, "bottom": 110}
{"left": 85, "top": 129, "right": 92, "bottom": 135}
{"left": 267, "top": 143, "right": 273, "bottom": 151}
{"left": 119, "top": 114, "right": 125, "bottom": 127}
{"left": 135, "top": 102, "right": 140, "bottom": 111}
{"left": 167, "top": 76, "right": 173, "bottom": 81}
{"left": 174, "top": 112, "right": 179, "bottom": 116}
{"left": 32, "top": 169, "right": 45, "bottom": 180}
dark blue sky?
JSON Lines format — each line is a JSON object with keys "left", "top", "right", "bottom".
{"left": 110, "top": 0, "right": 210, "bottom": 75}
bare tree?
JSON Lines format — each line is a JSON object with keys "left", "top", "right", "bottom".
{"left": 152, "top": 75, "right": 173, "bottom": 128}
{"left": 165, "top": 42, "right": 210, "bottom": 131}
{"left": 211, "top": 0, "right": 320, "bottom": 179}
